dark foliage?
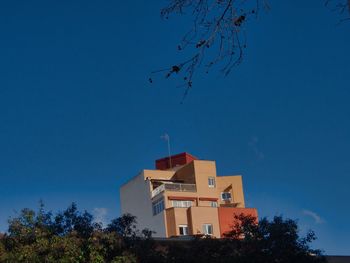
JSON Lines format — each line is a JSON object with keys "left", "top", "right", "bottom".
{"left": 166, "top": 214, "right": 326, "bottom": 263}
{"left": 0, "top": 204, "right": 326, "bottom": 263}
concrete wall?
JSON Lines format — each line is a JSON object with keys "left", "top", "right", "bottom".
{"left": 120, "top": 172, "right": 166, "bottom": 237}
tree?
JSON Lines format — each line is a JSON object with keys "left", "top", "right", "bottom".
{"left": 223, "top": 214, "right": 326, "bottom": 263}
{"left": 166, "top": 214, "right": 326, "bottom": 263}
{"left": 151, "top": 0, "right": 269, "bottom": 98}
{"left": 107, "top": 214, "right": 138, "bottom": 238}
{"left": 152, "top": 0, "right": 349, "bottom": 98}
{"left": 326, "top": 0, "right": 350, "bottom": 23}
{"left": 0, "top": 203, "right": 326, "bottom": 262}
{"left": 0, "top": 203, "right": 160, "bottom": 263}
{"left": 1, "top": 203, "right": 102, "bottom": 262}
{"left": 107, "top": 214, "right": 163, "bottom": 263}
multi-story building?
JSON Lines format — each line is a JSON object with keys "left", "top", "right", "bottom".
{"left": 120, "top": 152, "right": 257, "bottom": 238}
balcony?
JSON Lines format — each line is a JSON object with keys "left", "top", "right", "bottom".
{"left": 151, "top": 183, "right": 196, "bottom": 198}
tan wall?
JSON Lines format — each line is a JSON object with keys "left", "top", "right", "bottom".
{"left": 151, "top": 161, "right": 245, "bottom": 209}
{"left": 143, "top": 169, "right": 175, "bottom": 182}
{"left": 216, "top": 175, "right": 245, "bottom": 207}
{"left": 198, "top": 200, "right": 217, "bottom": 207}
{"left": 163, "top": 192, "right": 199, "bottom": 208}
{"left": 120, "top": 172, "right": 167, "bottom": 237}
{"left": 165, "top": 206, "right": 221, "bottom": 237}
{"left": 193, "top": 160, "right": 219, "bottom": 198}
{"left": 143, "top": 170, "right": 175, "bottom": 192}
{"left": 165, "top": 207, "right": 190, "bottom": 237}
{"left": 172, "top": 162, "right": 196, "bottom": 184}
{"left": 165, "top": 208, "right": 177, "bottom": 237}
{"left": 160, "top": 161, "right": 247, "bottom": 238}
{"left": 188, "top": 206, "right": 220, "bottom": 238}
{"left": 120, "top": 159, "right": 249, "bottom": 238}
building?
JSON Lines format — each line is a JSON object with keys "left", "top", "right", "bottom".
{"left": 120, "top": 152, "right": 258, "bottom": 238}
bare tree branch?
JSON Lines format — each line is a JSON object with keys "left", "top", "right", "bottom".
{"left": 151, "top": 0, "right": 348, "bottom": 101}
{"left": 325, "top": 0, "right": 350, "bottom": 23}
{"left": 150, "top": 0, "right": 268, "bottom": 100}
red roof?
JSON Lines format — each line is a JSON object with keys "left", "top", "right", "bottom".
{"left": 155, "top": 152, "right": 198, "bottom": 170}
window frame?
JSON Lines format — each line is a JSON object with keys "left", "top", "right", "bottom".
{"left": 179, "top": 224, "right": 189, "bottom": 235}
{"left": 152, "top": 198, "right": 165, "bottom": 215}
{"left": 210, "top": 201, "right": 218, "bottom": 207}
{"left": 221, "top": 192, "right": 232, "bottom": 201}
{"left": 202, "top": 224, "right": 213, "bottom": 235}
{"left": 208, "top": 177, "right": 216, "bottom": 188}
{"left": 172, "top": 200, "right": 193, "bottom": 208}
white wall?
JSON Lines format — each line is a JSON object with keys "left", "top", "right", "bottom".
{"left": 120, "top": 172, "right": 166, "bottom": 237}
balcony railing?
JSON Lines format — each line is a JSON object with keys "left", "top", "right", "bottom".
{"left": 151, "top": 183, "right": 196, "bottom": 198}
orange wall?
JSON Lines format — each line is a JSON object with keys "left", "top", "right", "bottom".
{"left": 218, "top": 207, "right": 258, "bottom": 237}
{"left": 172, "top": 162, "right": 196, "bottom": 184}
{"left": 188, "top": 206, "right": 221, "bottom": 237}
{"left": 216, "top": 175, "right": 245, "bottom": 207}
{"left": 165, "top": 208, "right": 177, "bottom": 237}
{"left": 165, "top": 207, "right": 193, "bottom": 237}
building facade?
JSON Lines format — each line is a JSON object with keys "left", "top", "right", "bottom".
{"left": 120, "top": 153, "right": 258, "bottom": 238}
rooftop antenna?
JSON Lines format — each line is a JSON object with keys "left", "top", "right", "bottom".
{"left": 161, "top": 133, "right": 172, "bottom": 168}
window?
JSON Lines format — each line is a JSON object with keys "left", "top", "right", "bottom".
{"left": 152, "top": 198, "right": 164, "bottom": 215}
{"left": 221, "top": 192, "right": 232, "bottom": 201}
{"left": 208, "top": 177, "right": 216, "bottom": 188}
{"left": 172, "top": 200, "right": 193, "bottom": 208}
{"left": 202, "top": 224, "right": 213, "bottom": 235}
{"left": 179, "top": 225, "right": 189, "bottom": 235}
{"left": 210, "top": 201, "right": 218, "bottom": 207}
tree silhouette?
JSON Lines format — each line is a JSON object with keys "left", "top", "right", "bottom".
{"left": 326, "top": 0, "right": 350, "bottom": 23}
{"left": 152, "top": 0, "right": 349, "bottom": 99}
{"left": 151, "top": 0, "right": 269, "bottom": 99}
{"left": 0, "top": 204, "right": 327, "bottom": 262}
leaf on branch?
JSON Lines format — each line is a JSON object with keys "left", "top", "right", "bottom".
{"left": 234, "top": 15, "right": 246, "bottom": 26}
{"left": 172, "top": 65, "right": 181, "bottom": 73}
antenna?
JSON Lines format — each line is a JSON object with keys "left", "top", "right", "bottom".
{"left": 161, "top": 133, "right": 172, "bottom": 168}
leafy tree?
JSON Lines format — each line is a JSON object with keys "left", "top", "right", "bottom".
{"left": 224, "top": 214, "right": 326, "bottom": 263}
{"left": 0, "top": 203, "right": 161, "bottom": 262}
{"left": 107, "top": 214, "right": 138, "bottom": 238}
{"left": 166, "top": 214, "right": 326, "bottom": 263}
{"left": 0, "top": 203, "right": 326, "bottom": 263}
{"left": 106, "top": 214, "right": 163, "bottom": 263}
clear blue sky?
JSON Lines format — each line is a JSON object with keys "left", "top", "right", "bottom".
{"left": 0, "top": 0, "right": 349, "bottom": 255}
